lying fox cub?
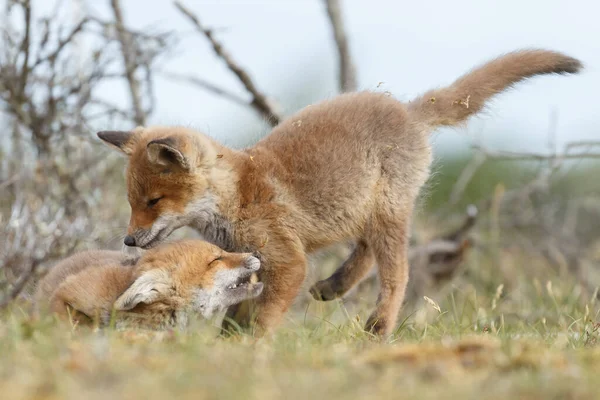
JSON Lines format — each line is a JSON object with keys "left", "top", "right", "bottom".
{"left": 35, "top": 240, "right": 263, "bottom": 329}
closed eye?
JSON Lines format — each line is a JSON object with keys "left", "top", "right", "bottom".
{"left": 209, "top": 256, "right": 223, "bottom": 265}
{"left": 147, "top": 197, "right": 163, "bottom": 208}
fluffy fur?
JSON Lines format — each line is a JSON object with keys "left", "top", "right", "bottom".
{"left": 35, "top": 240, "right": 263, "bottom": 329}
{"left": 98, "top": 49, "right": 582, "bottom": 336}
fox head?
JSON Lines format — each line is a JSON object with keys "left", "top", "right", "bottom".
{"left": 97, "top": 127, "right": 228, "bottom": 249}
{"left": 46, "top": 240, "right": 263, "bottom": 330}
{"left": 113, "top": 240, "right": 263, "bottom": 329}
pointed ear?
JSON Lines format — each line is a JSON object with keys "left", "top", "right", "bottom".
{"left": 147, "top": 137, "right": 191, "bottom": 170}
{"left": 97, "top": 130, "right": 134, "bottom": 156}
{"left": 114, "top": 270, "right": 172, "bottom": 311}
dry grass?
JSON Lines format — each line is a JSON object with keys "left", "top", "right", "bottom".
{"left": 2, "top": 245, "right": 600, "bottom": 400}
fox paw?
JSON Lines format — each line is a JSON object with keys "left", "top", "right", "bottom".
{"left": 309, "top": 280, "right": 339, "bottom": 301}
{"left": 364, "top": 314, "right": 391, "bottom": 338}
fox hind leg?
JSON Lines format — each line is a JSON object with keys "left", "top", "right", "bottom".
{"left": 309, "top": 239, "right": 375, "bottom": 301}
{"left": 363, "top": 207, "right": 412, "bottom": 338}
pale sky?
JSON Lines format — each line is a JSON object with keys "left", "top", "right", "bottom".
{"left": 32, "top": 1, "right": 600, "bottom": 153}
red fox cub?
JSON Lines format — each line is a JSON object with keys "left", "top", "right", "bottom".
{"left": 35, "top": 240, "right": 263, "bottom": 329}
{"left": 98, "top": 49, "right": 582, "bottom": 336}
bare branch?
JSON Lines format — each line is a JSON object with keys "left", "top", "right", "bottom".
{"left": 0, "top": 259, "right": 40, "bottom": 310}
{"left": 448, "top": 153, "right": 486, "bottom": 207}
{"left": 323, "top": 0, "right": 357, "bottom": 92}
{"left": 0, "top": 0, "right": 175, "bottom": 310}
{"left": 110, "top": 0, "right": 146, "bottom": 126}
{"left": 161, "top": 70, "right": 252, "bottom": 109}
{"left": 410, "top": 205, "right": 477, "bottom": 268}
{"left": 472, "top": 144, "right": 600, "bottom": 161}
{"left": 173, "top": 0, "right": 281, "bottom": 126}
{"left": 565, "top": 140, "right": 600, "bottom": 152}
{"left": 431, "top": 137, "right": 600, "bottom": 221}
{"left": 435, "top": 139, "right": 600, "bottom": 222}
{"left": 0, "top": 174, "right": 21, "bottom": 190}
{"left": 441, "top": 204, "right": 478, "bottom": 242}
{"left": 86, "top": 98, "right": 133, "bottom": 120}
{"left": 30, "top": 18, "right": 89, "bottom": 69}
{"left": 17, "top": 0, "right": 31, "bottom": 100}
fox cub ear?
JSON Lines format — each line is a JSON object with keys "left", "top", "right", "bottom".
{"left": 97, "top": 130, "right": 135, "bottom": 155}
{"left": 114, "top": 270, "right": 172, "bottom": 311}
{"left": 147, "top": 137, "right": 191, "bottom": 170}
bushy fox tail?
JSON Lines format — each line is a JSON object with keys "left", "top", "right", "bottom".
{"left": 407, "top": 49, "right": 582, "bottom": 128}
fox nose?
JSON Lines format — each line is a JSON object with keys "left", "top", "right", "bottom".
{"left": 244, "top": 256, "right": 260, "bottom": 271}
{"left": 124, "top": 235, "right": 136, "bottom": 247}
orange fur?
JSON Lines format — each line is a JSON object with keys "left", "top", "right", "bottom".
{"left": 98, "top": 49, "right": 582, "bottom": 336}
{"left": 35, "top": 240, "right": 263, "bottom": 329}
{"left": 34, "top": 250, "right": 127, "bottom": 307}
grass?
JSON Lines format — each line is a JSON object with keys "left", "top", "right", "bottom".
{"left": 2, "top": 251, "right": 600, "bottom": 400}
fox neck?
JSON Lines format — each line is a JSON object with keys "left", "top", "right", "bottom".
{"left": 186, "top": 149, "right": 240, "bottom": 252}
{"left": 186, "top": 144, "right": 274, "bottom": 253}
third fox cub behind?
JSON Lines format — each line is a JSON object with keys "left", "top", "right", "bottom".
{"left": 98, "top": 49, "right": 582, "bottom": 337}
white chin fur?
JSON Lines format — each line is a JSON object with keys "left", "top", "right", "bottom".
{"left": 122, "top": 245, "right": 144, "bottom": 259}
{"left": 136, "top": 195, "right": 218, "bottom": 248}
{"left": 137, "top": 214, "right": 177, "bottom": 248}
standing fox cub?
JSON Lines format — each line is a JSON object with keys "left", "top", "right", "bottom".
{"left": 35, "top": 240, "right": 263, "bottom": 329}
{"left": 98, "top": 49, "right": 581, "bottom": 336}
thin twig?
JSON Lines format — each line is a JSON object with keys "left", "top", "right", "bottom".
{"left": 0, "top": 260, "right": 40, "bottom": 310}
{"left": 472, "top": 144, "right": 600, "bottom": 161}
{"left": 0, "top": 0, "right": 170, "bottom": 310}
{"left": 464, "top": 139, "right": 600, "bottom": 214}
{"left": 0, "top": 173, "right": 21, "bottom": 190}
{"left": 173, "top": 0, "right": 281, "bottom": 126}
{"left": 161, "top": 70, "right": 250, "bottom": 108}
{"left": 110, "top": 0, "right": 146, "bottom": 126}
{"left": 30, "top": 18, "right": 89, "bottom": 69}
{"left": 323, "top": 0, "right": 357, "bottom": 92}
{"left": 442, "top": 204, "right": 478, "bottom": 241}
{"left": 565, "top": 140, "right": 600, "bottom": 152}
{"left": 448, "top": 153, "right": 486, "bottom": 207}
{"left": 17, "top": 0, "right": 31, "bottom": 100}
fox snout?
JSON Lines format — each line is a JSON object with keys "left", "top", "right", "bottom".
{"left": 124, "top": 235, "right": 136, "bottom": 247}
{"left": 125, "top": 222, "right": 172, "bottom": 249}
{"left": 124, "top": 211, "right": 171, "bottom": 249}
{"left": 243, "top": 256, "right": 261, "bottom": 271}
